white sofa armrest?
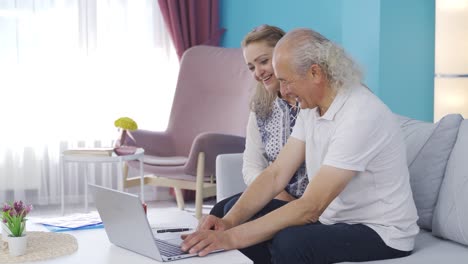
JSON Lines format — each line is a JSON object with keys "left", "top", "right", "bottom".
{"left": 216, "top": 153, "right": 247, "bottom": 202}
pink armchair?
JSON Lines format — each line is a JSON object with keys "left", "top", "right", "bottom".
{"left": 125, "top": 45, "right": 254, "bottom": 218}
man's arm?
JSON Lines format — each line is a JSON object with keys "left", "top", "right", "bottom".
{"left": 224, "top": 137, "right": 307, "bottom": 228}
{"left": 182, "top": 137, "right": 305, "bottom": 253}
{"left": 225, "top": 165, "right": 355, "bottom": 249}
{"left": 182, "top": 163, "right": 356, "bottom": 255}
{"left": 274, "top": 190, "right": 296, "bottom": 201}
{"left": 182, "top": 135, "right": 357, "bottom": 255}
{"left": 195, "top": 137, "right": 301, "bottom": 233}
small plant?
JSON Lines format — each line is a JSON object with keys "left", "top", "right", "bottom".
{"left": 1, "top": 201, "right": 33, "bottom": 237}
{"left": 114, "top": 117, "right": 138, "bottom": 147}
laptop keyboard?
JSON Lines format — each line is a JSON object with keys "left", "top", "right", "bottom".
{"left": 154, "top": 238, "right": 187, "bottom": 257}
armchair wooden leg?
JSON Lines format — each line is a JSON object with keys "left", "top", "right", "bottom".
{"left": 195, "top": 152, "right": 205, "bottom": 219}
{"left": 174, "top": 187, "right": 185, "bottom": 210}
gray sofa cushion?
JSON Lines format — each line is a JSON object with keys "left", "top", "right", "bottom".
{"left": 339, "top": 230, "right": 468, "bottom": 263}
{"left": 397, "top": 114, "right": 463, "bottom": 230}
{"left": 432, "top": 120, "right": 468, "bottom": 246}
{"left": 396, "top": 116, "right": 435, "bottom": 165}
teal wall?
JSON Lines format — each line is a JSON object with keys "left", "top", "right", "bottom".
{"left": 219, "top": 0, "right": 435, "bottom": 121}
{"left": 341, "top": 0, "right": 381, "bottom": 95}
{"left": 379, "top": 0, "right": 435, "bottom": 121}
{"left": 220, "top": 0, "right": 343, "bottom": 45}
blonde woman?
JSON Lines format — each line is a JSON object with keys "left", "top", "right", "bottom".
{"left": 208, "top": 26, "right": 309, "bottom": 262}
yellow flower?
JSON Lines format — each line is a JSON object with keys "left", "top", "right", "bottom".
{"left": 114, "top": 117, "right": 138, "bottom": 131}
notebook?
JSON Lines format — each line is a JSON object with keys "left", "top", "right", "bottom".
{"left": 89, "top": 184, "right": 206, "bottom": 262}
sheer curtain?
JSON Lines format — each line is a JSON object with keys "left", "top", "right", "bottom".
{"left": 0, "top": 0, "right": 179, "bottom": 206}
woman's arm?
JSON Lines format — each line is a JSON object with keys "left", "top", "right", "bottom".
{"left": 243, "top": 112, "right": 296, "bottom": 202}
{"left": 225, "top": 137, "right": 306, "bottom": 227}
{"left": 242, "top": 112, "right": 269, "bottom": 185}
{"left": 274, "top": 190, "right": 295, "bottom": 201}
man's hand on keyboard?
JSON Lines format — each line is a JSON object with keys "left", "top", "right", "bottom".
{"left": 180, "top": 230, "right": 235, "bottom": 257}
{"left": 197, "top": 215, "right": 231, "bottom": 231}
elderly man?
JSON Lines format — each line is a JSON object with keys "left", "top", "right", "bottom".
{"left": 181, "top": 28, "right": 419, "bottom": 264}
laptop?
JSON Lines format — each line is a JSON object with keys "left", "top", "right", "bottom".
{"left": 89, "top": 184, "right": 200, "bottom": 262}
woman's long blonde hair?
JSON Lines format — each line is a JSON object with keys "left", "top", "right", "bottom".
{"left": 241, "top": 25, "right": 285, "bottom": 119}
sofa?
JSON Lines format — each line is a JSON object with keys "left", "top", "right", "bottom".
{"left": 215, "top": 114, "right": 468, "bottom": 263}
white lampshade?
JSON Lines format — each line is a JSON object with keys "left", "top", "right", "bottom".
{"left": 434, "top": 0, "right": 468, "bottom": 121}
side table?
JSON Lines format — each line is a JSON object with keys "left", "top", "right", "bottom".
{"left": 60, "top": 148, "right": 145, "bottom": 215}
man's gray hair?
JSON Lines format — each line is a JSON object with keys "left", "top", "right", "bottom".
{"left": 278, "top": 28, "right": 363, "bottom": 91}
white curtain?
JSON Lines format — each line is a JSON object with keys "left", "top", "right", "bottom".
{"left": 0, "top": 0, "right": 179, "bottom": 206}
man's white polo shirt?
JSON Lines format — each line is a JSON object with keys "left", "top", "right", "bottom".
{"left": 291, "top": 84, "right": 419, "bottom": 251}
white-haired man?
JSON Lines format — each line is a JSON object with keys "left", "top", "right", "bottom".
{"left": 181, "top": 28, "right": 419, "bottom": 264}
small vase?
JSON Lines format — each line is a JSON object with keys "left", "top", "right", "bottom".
{"left": 8, "top": 234, "right": 27, "bottom": 256}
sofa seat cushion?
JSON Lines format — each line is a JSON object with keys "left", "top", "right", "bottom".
{"left": 339, "top": 230, "right": 468, "bottom": 263}
{"left": 397, "top": 114, "right": 463, "bottom": 230}
{"left": 433, "top": 120, "right": 468, "bottom": 246}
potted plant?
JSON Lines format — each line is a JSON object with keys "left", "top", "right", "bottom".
{"left": 114, "top": 117, "right": 138, "bottom": 155}
{"left": 1, "top": 201, "right": 33, "bottom": 256}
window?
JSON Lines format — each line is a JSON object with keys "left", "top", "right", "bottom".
{"left": 0, "top": 0, "right": 178, "bottom": 203}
